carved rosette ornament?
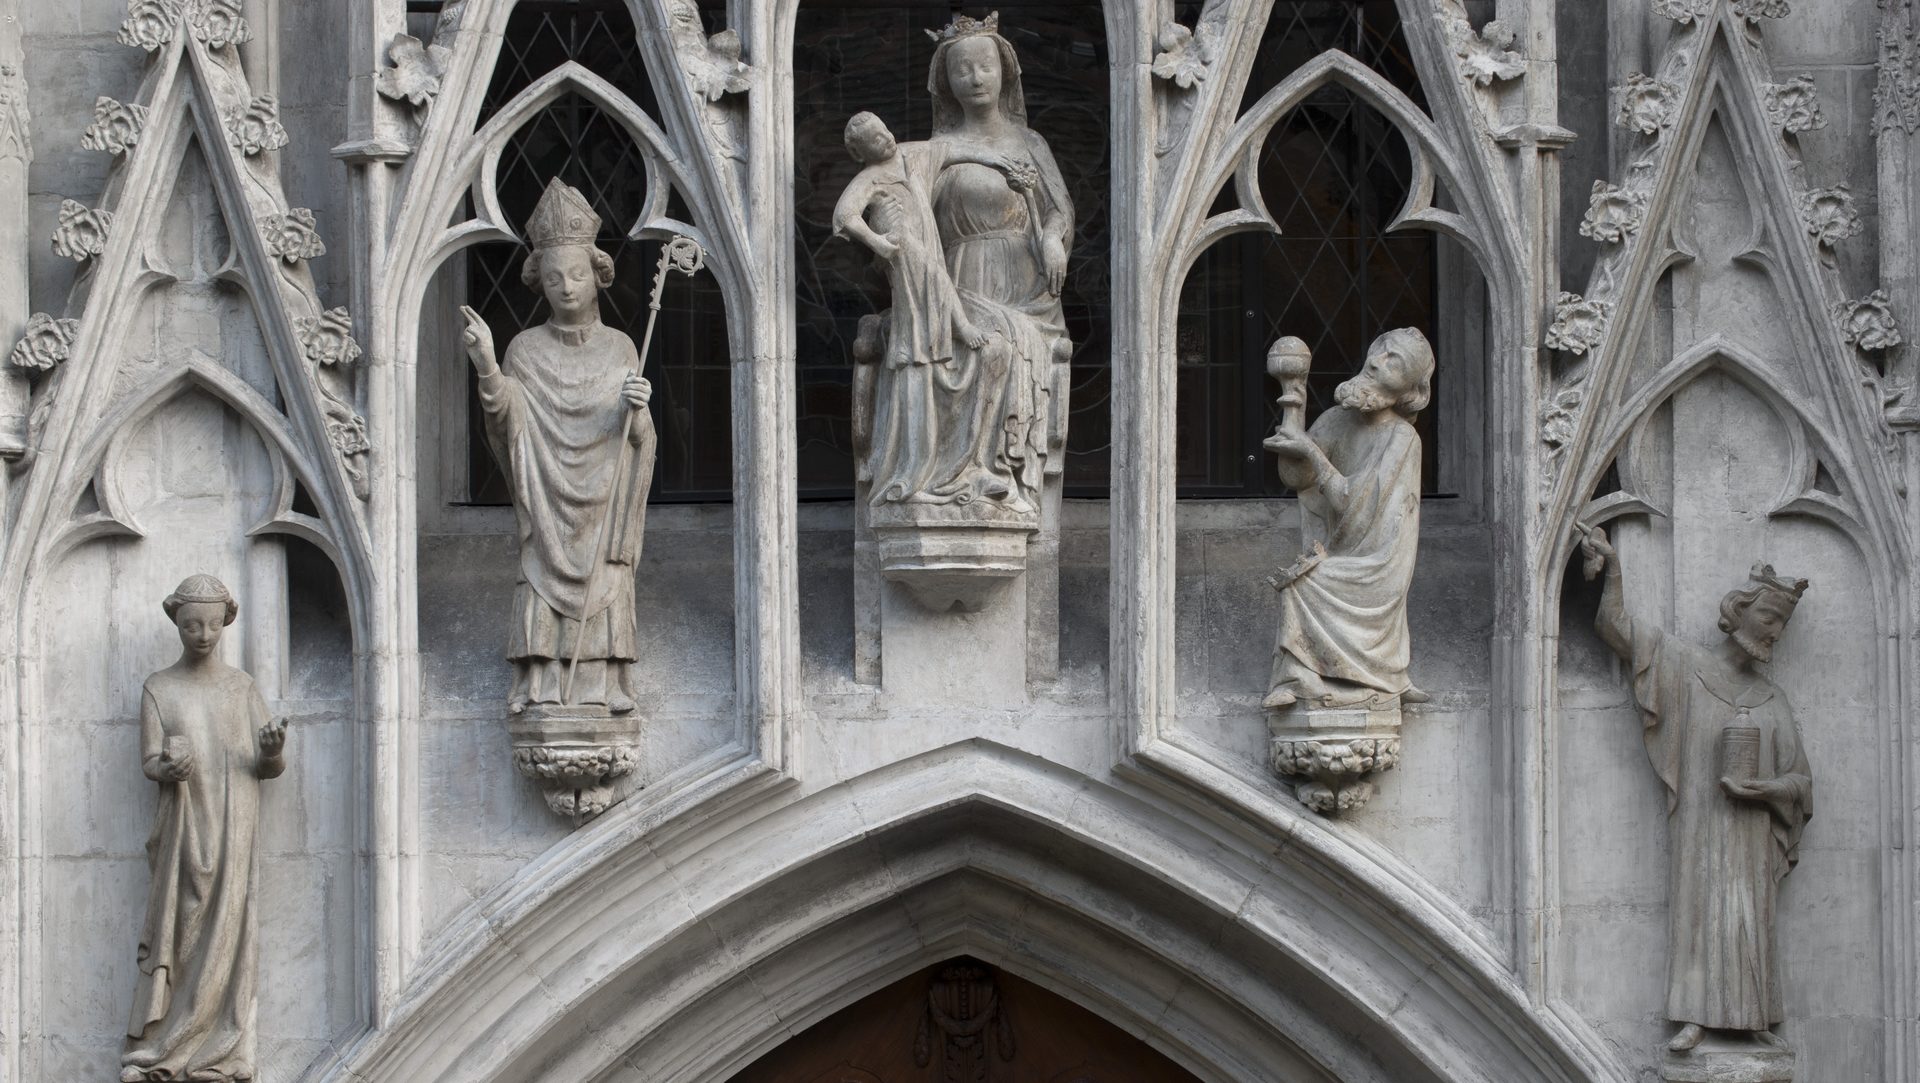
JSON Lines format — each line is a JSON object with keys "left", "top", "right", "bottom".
{"left": 1578, "top": 180, "right": 1648, "bottom": 243}
{"left": 1614, "top": 72, "right": 1678, "bottom": 136}
{"left": 118, "top": 0, "right": 182, "bottom": 53}
{"left": 82, "top": 96, "right": 149, "bottom": 156}
{"left": 836, "top": 13, "right": 1076, "bottom": 610}
{"left": 224, "top": 95, "right": 288, "bottom": 157}
{"left": 1833, "top": 290, "right": 1904, "bottom": 352}
{"left": 1764, "top": 75, "right": 1825, "bottom": 135}
{"left": 52, "top": 199, "right": 112, "bottom": 262}
{"left": 1546, "top": 292, "right": 1613, "bottom": 355}
{"left": 9, "top": 313, "right": 78, "bottom": 373}
{"left": 259, "top": 208, "right": 325, "bottom": 264}
{"left": 1799, "top": 184, "right": 1862, "bottom": 250}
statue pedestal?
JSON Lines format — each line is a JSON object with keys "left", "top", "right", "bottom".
{"left": 869, "top": 503, "right": 1034, "bottom": 613}
{"left": 1267, "top": 703, "right": 1402, "bottom": 814}
{"left": 1658, "top": 1036, "right": 1789, "bottom": 1075}
{"left": 508, "top": 705, "right": 641, "bottom": 823}
{"left": 1662, "top": 1035, "right": 1793, "bottom": 1082}
{"left": 853, "top": 484, "right": 1060, "bottom": 694}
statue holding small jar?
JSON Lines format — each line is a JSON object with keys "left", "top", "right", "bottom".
{"left": 1579, "top": 526, "right": 1814, "bottom": 1059}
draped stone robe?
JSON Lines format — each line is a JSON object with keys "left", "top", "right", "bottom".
{"left": 1627, "top": 622, "right": 1813, "bottom": 1030}
{"left": 124, "top": 664, "right": 281, "bottom": 1082}
{"left": 1270, "top": 407, "right": 1421, "bottom": 701}
{"left": 479, "top": 321, "right": 656, "bottom": 708}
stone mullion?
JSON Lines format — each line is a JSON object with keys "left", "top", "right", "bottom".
{"left": 0, "top": 0, "right": 27, "bottom": 466}
{"left": 340, "top": 0, "right": 420, "bottom": 1027}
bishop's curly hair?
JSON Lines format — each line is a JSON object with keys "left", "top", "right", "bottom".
{"left": 521, "top": 244, "right": 616, "bottom": 290}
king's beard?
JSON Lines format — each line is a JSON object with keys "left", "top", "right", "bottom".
{"left": 1335, "top": 375, "right": 1393, "bottom": 414}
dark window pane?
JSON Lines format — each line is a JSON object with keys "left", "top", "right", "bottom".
{"left": 1177, "top": 0, "right": 1439, "bottom": 497}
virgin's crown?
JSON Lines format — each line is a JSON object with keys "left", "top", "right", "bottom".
{"left": 526, "top": 178, "right": 601, "bottom": 250}
{"left": 926, "top": 11, "right": 999, "bottom": 43}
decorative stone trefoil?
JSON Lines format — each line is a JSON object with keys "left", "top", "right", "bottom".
{"left": 52, "top": 199, "right": 112, "bottom": 262}
{"left": 82, "top": 96, "right": 149, "bottom": 156}
{"left": 1833, "top": 290, "right": 1903, "bottom": 352}
{"left": 9, "top": 313, "right": 79, "bottom": 373}
{"left": 1578, "top": 180, "right": 1648, "bottom": 243}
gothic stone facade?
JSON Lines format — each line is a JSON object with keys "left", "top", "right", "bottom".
{"left": 1, "top": 0, "right": 1917, "bottom": 1081}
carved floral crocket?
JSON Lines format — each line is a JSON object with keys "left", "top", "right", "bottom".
{"left": 460, "top": 179, "right": 656, "bottom": 718}
{"left": 1262, "top": 328, "right": 1433, "bottom": 713}
{"left": 1579, "top": 526, "right": 1813, "bottom": 1058}
{"left": 123, "top": 575, "right": 287, "bottom": 1083}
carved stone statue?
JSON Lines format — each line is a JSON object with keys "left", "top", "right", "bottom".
{"left": 838, "top": 11, "right": 1074, "bottom": 609}
{"left": 1259, "top": 329, "right": 1433, "bottom": 812}
{"left": 1581, "top": 527, "right": 1813, "bottom": 1074}
{"left": 460, "top": 178, "right": 656, "bottom": 821}
{"left": 123, "top": 575, "right": 287, "bottom": 1083}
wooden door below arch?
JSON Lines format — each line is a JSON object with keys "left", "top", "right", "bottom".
{"left": 726, "top": 957, "right": 1205, "bottom": 1083}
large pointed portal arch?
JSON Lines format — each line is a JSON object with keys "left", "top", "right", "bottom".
{"left": 328, "top": 743, "right": 1609, "bottom": 1083}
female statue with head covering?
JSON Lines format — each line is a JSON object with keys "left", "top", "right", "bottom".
{"left": 840, "top": 12, "right": 1075, "bottom": 518}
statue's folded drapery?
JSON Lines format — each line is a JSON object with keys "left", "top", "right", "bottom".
{"left": 1270, "top": 408, "right": 1422, "bottom": 700}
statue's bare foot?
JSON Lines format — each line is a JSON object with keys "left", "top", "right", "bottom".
{"left": 1755, "top": 1029, "right": 1788, "bottom": 1050}
{"left": 1402, "top": 685, "right": 1431, "bottom": 705}
{"left": 1262, "top": 685, "right": 1298, "bottom": 709}
{"left": 1666, "top": 1023, "right": 1704, "bottom": 1053}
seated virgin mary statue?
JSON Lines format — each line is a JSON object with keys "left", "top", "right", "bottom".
{"left": 834, "top": 12, "right": 1075, "bottom": 607}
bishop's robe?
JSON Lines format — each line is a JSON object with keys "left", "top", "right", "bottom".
{"left": 1626, "top": 621, "right": 1813, "bottom": 1030}
{"left": 1270, "top": 407, "right": 1421, "bottom": 704}
{"left": 479, "top": 320, "right": 656, "bottom": 709}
